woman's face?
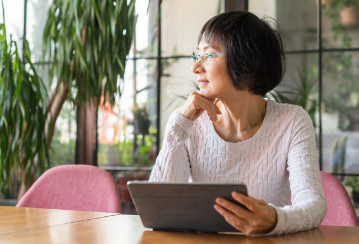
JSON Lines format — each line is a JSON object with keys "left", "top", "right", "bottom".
{"left": 191, "top": 40, "right": 235, "bottom": 100}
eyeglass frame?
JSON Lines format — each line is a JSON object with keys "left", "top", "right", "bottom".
{"left": 191, "top": 51, "right": 227, "bottom": 63}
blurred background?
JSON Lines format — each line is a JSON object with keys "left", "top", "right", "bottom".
{"left": 1, "top": 0, "right": 359, "bottom": 213}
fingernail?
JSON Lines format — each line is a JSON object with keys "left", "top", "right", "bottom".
{"left": 216, "top": 198, "right": 222, "bottom": 204}
{"left": 232, "top": 191, "right": 239, "bottom": 198}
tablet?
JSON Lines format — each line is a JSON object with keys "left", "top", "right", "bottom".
{"left": 127, "top": 181, "right": 247, "bottom": 233}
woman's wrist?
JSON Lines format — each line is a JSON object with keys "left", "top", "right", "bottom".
{"left": 264, "top": 206, "right": 278, "bottom": 233}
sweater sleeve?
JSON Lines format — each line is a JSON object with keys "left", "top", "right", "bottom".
{"left": 266, "top": 106, "right": 327, "bottom": 235}
{"left": 149, "top": 109, "right": 194, "bottom": 182}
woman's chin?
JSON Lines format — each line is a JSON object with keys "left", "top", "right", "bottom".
{"left": 199, "top": 89, "right": 215, "bottom": 99}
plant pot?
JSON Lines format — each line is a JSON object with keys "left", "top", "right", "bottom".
{"left": 353, "top": 191, "right": 359, "bottom": 204}
{"left": 134, "top": 119, "right": 150, "bottom": 135}
{"left": 106, "top": 146, "right": 122, "bottom": 166}
{"left": 340, "top": 6, "right": 359, "bottom": 26}
{"left": 316, "top": 0, "right": 326, "bottom": 7}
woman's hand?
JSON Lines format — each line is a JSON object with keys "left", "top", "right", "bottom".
{"left": 179, "top": 91, "right": 221, "bottom": 121}
{"left": 214, "top": 192, "right": 277, "bottom": 235}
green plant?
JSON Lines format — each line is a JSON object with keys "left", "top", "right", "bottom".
{"left": 322, "top": 0, "right": 359, "bottom": 130}
{"left": 267, "top": 62, "right": 318, "bottom": 127}
{"left": 132, "top": 103, "right": 149, "bottom": 120}
{"left": 0, "top": 1, "right": 49, "bottom": 194}
{"left": 138, "top": 134, "right": 156, "bottom": 166}
{"left": 326, "top": 0, "right": 359, "bottom": 10}
{"left": 346, "top": 175, "right": 359, "bottom": 192}
{"left": 42, "top": 0, "right": 137, "bottom": 147}
{"left": 325, "top": 0, "right": 359, "bottom": 46}
{"left": 118, "top": 136, "right": 134, "bottom": 166}
{"left": 331, "top": 135, "right": 348, "bottom": 181}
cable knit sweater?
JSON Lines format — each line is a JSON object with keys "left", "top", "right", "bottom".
{"left": 149, "top": 99, "right": 327, "bottom": 235}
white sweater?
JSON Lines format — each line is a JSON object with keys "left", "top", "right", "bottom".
{"left": 149, "top": 99, "right": 327, "bottom": 235}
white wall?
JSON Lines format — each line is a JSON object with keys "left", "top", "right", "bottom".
{"left": 160, "top": 0, "right": 222, "bottom": 137}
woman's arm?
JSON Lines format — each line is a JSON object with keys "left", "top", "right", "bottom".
{"left": 214, "top": 106, "right": 327, "bottom": 236}
{"left": 267, "top": 106, "right": 327, "bottom": 235}
{"left": 150, "top": 92, "right": 221, "bottom": 182}
{"left": 149, "top": 110, "right": 193, "bottom": 182}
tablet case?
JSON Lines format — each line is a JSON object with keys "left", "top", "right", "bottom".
{"left": 127, "top": 182, "right": 248, "bottom": 233}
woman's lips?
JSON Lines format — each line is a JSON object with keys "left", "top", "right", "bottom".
{"left": 198, "top": 80, "right": 209, "bottom": 88}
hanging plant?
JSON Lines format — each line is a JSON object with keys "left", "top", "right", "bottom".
{"left": 326, "top": 0, "right": 359, "bottom": 26}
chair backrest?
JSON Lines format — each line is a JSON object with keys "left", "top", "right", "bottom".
{"left": 320, "top": 171, "right": 358, "bottom": 226}
{"left": 17, "top": 165, "right": 121, "bottom": 213}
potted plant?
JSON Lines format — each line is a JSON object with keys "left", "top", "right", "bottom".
{"left": 0, "top": 2, "right": 49, "bottom": 200}
{"left": 345, "top": 176, "right": 359, "bottom": 203}
{"left": 106, "top": 144, "right": 122, "bottom": 166}
{"left": 132, "top": 103, "right": 151, "bottom": 135}
{"left": 326, "top": 0, "right": 359, "bottom": 26}
{"left": 42, "top": 0, "right": 136, "bottom": 164}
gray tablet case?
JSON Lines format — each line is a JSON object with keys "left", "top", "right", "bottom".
{"left": 127, "top": 181, "right": 247, "bottom": 233}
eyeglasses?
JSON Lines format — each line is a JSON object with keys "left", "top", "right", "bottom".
{"left": 192, "top": 52, "right": 227, "bottom": 63}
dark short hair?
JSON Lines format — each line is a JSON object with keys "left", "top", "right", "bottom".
{"left": 198, "top": 11, "right": 286, "bottom": 96}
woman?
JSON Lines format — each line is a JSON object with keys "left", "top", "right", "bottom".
{"left": 149, "top": 11, "right": 327, "bottom": 236}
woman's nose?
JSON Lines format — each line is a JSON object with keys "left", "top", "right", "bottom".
{"left": 191, "top": 61, "right": 204, "bottom": 74}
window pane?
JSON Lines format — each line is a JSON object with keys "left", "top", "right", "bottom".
{"left": 249, "top": 0, "right": 317, "bottom": 51}
{"left": 160, "top": 57, "right": 197, "bottom": 133}
{"left": 127, "top": 0, "right": 158, "bottom": 59}
{"left": 33, "top": 64, "right": 76, "bottom": 166}
{"left": 98, "top": 58, "right": 158, "bottom": 168}
{"left": 322, "top": 2, "right": 359, "bottom": 49}
{"left": 51, "top": 101, "right": 77, "bottom": 165}
{"left": 0, "top": 0, "right": 24, "bottom": 55}
{"left": 161, "top": 0, "right": 224, "bottom": 58}
{"left": 27, "top": 0, "right": 52, "bottom": 62}
{"left": 98, "top": 60, "right": 134, "bottom": 167}
{"left": 322, "top": 52, "right": 359, "bottom": 175}
{"left": 133, "top": 59, "right": 158, "bottom": 167}
{"left": 267, "top": 53, "right": 319, "bottom": 156}
{"left": 33, "top": 63, "right": 51, "bottom": 99}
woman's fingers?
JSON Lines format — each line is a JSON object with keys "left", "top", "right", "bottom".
{"left": 216, "top": 192, "right": 278, "bottom": 235}
{"left": 214, "top": 204, "right": 247, "bottom": 233}
{"left": 232, "top": 192, "right": 260, "bottom": 213}
{"left": 179, "top": 91, "right": 221, "bottom": 121}
{"left": 215, "top": 198, "right": 253, "bottom": 220}
{"left": 195, "top": 96, "right": 219, "bottom": 121}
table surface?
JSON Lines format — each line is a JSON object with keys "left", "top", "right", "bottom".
{"left": 1, "top": 206, "right": 359, "bottom": 244}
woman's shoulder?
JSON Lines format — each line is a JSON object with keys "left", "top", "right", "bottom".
{"left": 267, "top": 99, "right": 314, "bottom": 129}
{"left": 268, "top": 99, "right": 309, "bottom": 119}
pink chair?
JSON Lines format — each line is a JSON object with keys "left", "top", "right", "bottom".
{"left": 319, "top": 171, "right": 359, "bottom": 226}
{"left": 17, "top": 165, "right": 121, "bottom": 213}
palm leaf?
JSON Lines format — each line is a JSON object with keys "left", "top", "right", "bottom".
{"left": 43, "top": 0, "right": 136, "bottom": 106}
{"left": 0, "top": 0, "right": 49, "bottom": 193}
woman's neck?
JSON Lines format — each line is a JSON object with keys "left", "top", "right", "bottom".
{"left": 213, "top": 91, "right": 267, "bottom": 142}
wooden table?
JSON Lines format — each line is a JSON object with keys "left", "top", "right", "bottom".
{"left": 1, "top": 206, "right": 359, "bottom": 244}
